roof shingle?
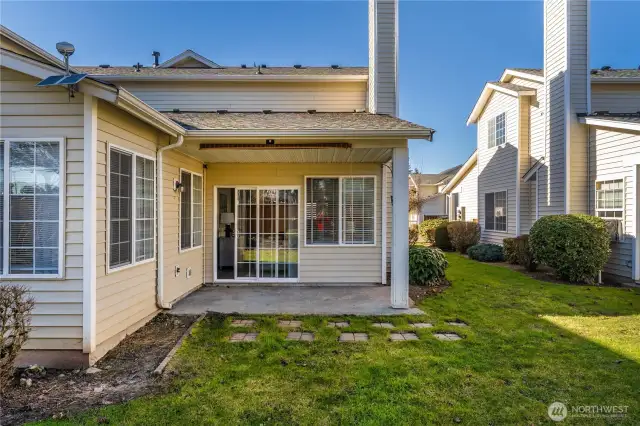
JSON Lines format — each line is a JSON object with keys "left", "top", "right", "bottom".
{"left": 75, "top": 66, "right": 368, "bottom": 77}
{"left": 509, "top": 68, "right": 640, "bottom": 79}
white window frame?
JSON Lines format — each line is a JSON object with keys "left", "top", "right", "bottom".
{"left": 594, "top": 175, "right": 626, "bottom": 241}
{"left": 107, "top": 144, "right": 156, "bottom": 273}
{"left": 304, "top": 175, "right": 377, "bottom": 247}
{"left": 1, "top": 138, "right": 65, "bottom": 279}
{"left": 484, "top": 190, "right": 508, "bottom": 232}
{"left": 179, "top": 168, "right": 203, "bottom": 253}
{"left": 488, "top": 112, "right": 507, "bottom": 149}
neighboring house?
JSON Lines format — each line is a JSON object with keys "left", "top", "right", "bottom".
{"left": 466, "top": 0, "right": 640, "bottom": 282}
{"left": 442, "top": 151, "right": 478, "bottom": 222}
{"left": 0, "top": 0, "right": 433, "bottom": 367}
{"left": 409, "top": 164, "right": 461, "bottom": 224}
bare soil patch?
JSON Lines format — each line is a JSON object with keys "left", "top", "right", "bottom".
{"left": 409, "top": 280, "right": 450, "bottom": 304}
{"left": 1, "top": 314, "right": 196, "bottom": 425}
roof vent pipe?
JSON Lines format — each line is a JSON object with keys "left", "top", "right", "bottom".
{"left": 152, "top": 51, "right": 160, "bottom": 68}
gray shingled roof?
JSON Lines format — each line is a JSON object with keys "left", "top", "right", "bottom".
{"left": 412, "top": 164, "right": 462, "bottom": 185}
{"left": 75, "top": 66, "right": 368, "bottom": 77}
{"left": 489, "top": 82, "right": 537, "bottom": 92}
{"left": 163, "top": 112, "right": 433, "bottom": 134}
{"left": 510, "top": 68, "right": 640, "bottom": 79}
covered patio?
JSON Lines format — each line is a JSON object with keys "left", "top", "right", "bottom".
{"left": 169, "top": 285, "right": 424, "bottom": 316}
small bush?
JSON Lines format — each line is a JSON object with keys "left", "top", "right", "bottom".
{"left": 529, "top": 214, "right": 611, "bottom": 283}
{"left": 503, "top": 238, "right": 519, "bottom": 264}
{"left": 419, "top": 218, "right": 449, "bottom": 244}
{"left": 409, "top": 225, "right": 419, "bottom": 247}
{"left": 514, "top": 235, "right": 537, "bottom": 272}
{"left": 467, "top": 244, "right": 505, "bottom": 262}
{"left": 447, "top": 221, "right": 481, "bottom": 254}
{"left": 434, "top": 226, "right": 453, "bottom": 251}
{"left": 0, "top": 285, "right": 35, "bottom": 393}
{"left": 409, "top": 246, "right": 448, "bottom": 286}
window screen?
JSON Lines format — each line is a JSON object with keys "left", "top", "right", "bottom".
{"left": 180, "top": 171, "right": 192, "bottom": 250}
{"left": 110, "top": 149, "right": 132, "bottom": 268}
{"left": 192, "top": 174, "right": 203, "bottom": 247}
{"left": 485, "top": 191, "right": 507, "bottom": 231}
{"left": 135, "top": 156, "right": 155, "bottom": 262}
{"left": 595, "top": 179, "right": 624, "bottom": 219}
{"left": 488, "top": 112, "right": 506, "bottom": 148}
{"left": 342, "top": 177, "right": 375, "bottom": 244}
{"left": 179, "top": 170, "right": 202, "bottom": 250}
{"left": 305, "top": 178, "right": 339, "bottom": 244}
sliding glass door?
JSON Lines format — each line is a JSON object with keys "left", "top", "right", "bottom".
{"left": 235, "top": 187, "right": 299, "bottom": 281}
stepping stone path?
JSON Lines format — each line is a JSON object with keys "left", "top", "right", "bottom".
{"left": 339, "top": 333, "right": 369, "bottom": 342}
{"left": 411, "top": 323, "right": 433, "bottom": 328}
{"left": 230, "top": 332, "right": 259, "bottom": 342}
{"left": 372, "top": 322, "right": 395, "bottom": 329}
{"left": 278, "top": 320, "right": 302, "bottom": 328}
{"left": 446, "top": 321, "right": 468, "bottom": 327}
{"left": 328, "top": 321, "right": 350, "bottom": 328}
{"left": 286, "top": 332, "right": 314, "bottom": 341}
{"left": 390, "top": 332, "right": 419, "bottom": 341}
{"left": 231, "top": 319, "right": 255, "bottom": 327}
{"left": 434, "top": 333, "right": 462, "bottom": 341}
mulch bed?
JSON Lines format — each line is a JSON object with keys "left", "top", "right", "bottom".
{"left": 409, "top": 280, "right": 451, "bottom": 304}
{"left": 1, "top": 314, "right": 197, "bottom": 426}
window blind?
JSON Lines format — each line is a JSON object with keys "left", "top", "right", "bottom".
{"left": 342, "top": 177, "right": 375, "bottom": 244}
{"left": 110, "top": 149, "right": 132, "bottom": 268}
{"left": 135, "top": 156, "right": 155, "bottom": 262}
{"left": 180, "top": 171, "right": 192, "bottom": 250}
{"left": 305, "top": 178, "right": 339, "bottom": 244}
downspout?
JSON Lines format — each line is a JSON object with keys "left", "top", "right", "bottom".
{"left": 156, "top": 135, "right": 184, "bottom": 309}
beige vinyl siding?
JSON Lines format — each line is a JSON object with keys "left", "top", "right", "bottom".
{"left": 592, "top": 83, "right": 640, "bottom": 113}
{"left": 477, "top": 91, "right": 518, "bottom": 244}
{"left": 95, "top": 101, "right": 160, "bottom": 347}
{"left": 0, "top": 67, "right": 84, "bottom": 350}
{"left": 162, "top": 150, "right": 205, "bottom": 303}
{"left": 518, "top": 96, "right": 532, "bottom": 233}
{"left": 119, "top": 81, "right": 367, "bottom": 113}
{"left": 544, "top": 0, "right": 569, "bottom": 216}
{"left": 588, "top": 126, "right": 640, "bottom": 279}
{"left": 449, "top": 163, "right": 478, "bottom": 222}
{"left": 205, "top": 163, "right": 383, "bottom": 284}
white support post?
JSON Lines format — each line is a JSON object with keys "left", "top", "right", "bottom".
{"left": 82, "top": 95, "right": 97, "bottom": 354}
{"left": 391, "top": 147, "right": 409, "bottom": 308}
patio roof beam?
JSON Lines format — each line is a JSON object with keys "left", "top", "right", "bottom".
{"left": 199, "top": 142, "right": 352, "bottom": 150}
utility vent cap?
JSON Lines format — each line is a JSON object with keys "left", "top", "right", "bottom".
{"left": 307, "top": 109, "right": 316, "bottom": 114}
{"left": 217, "top": 109, "right": 228, "bottom": 114}
{"left": 331, "top": 64, "right": 340, "bottom": 69}
{"left": 601, "top": 65, "right": 612, "bottom": 71}
{"left": 263, "top": 109, "right": 272, "bottom": 114}
{"left": 99, "top": 64, "right": 110, "bottom": 68}
{"left": 294, "top": 64, "right": 302, "bottom": 69}
{"left": 172, "top": 108, "right": 180, "bottom": 113}
{"left": 241, "top": 64, "right": 247, "bottom": 68}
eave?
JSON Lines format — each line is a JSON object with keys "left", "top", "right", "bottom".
{"left": 467, "top": 83, "right": 536, "bottom": 125}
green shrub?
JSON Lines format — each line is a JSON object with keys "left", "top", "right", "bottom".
{"left": 503, "top": 238, "right": 519, "bottom": 264}
{"left": 409, "top": 225, "right": 419, "bottom": 247}
{"left": 434, "top": 226, "right": 453, "bottom": 251}
{"left": 514, "top": 235, "right": 537, "bottom": 272}
{"left": 467, "top": 244, "right": 505, "bottom": 262}
{"left": 447, "top": 221, "right": 481, "bottom": 254}
{"left": 529, "top": 214, "right": 611, "bottom": 283}
{"left": 419, "top": 218, "right": 449, "bottom": 244}
{"left": 408, "top": 246, "right": 448, "bottom": 286}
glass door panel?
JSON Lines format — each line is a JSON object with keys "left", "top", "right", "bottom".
{"left": 259, "top": 189, "right": 277, "bottom": 279}
{"left": 278, "top": 189, "right": 299, "bottom": 279}
{"left": 236, "top": 189, "right": 257, "bottom": 278}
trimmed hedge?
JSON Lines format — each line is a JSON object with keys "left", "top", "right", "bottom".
{"left": 503, "top": 238, "right": 519, "bottom": 264}
{"left": 434, "top": 226, "right": 453, "bottom": 251}
{"left": 419, "top": 218, "right": 449, "bottom": 244}
{"left": 529, "top": 214, "right": 610, "bottom": 283}
{"left": 503, "top": 236, "right": 537, "bottom": 271}
{"left": 409, "top": 225, "right": 419, "bottom": 247}
{"left": 447, "top": 221, "right": 481, "bottom": 254}
{"left": 408, "top": 246, "right": 448, "bottom": 286}
{"left": 467, "top": 244, "right": 504, "bottom": 262}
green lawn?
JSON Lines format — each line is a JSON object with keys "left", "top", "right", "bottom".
{"left": 45, "top": 254, "right": 640, "bottom": 425}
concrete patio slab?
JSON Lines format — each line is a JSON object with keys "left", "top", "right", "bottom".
{"left": 278, "top": 320, "right": 302, "bottom": 328}
{"left": 328, "top": 321, "right": 350, "bottom": 328}
{"left": 339, "top": 333, "right": 369, "bottom": 342}
{"left": 229, "top": 332, "right": 258, "bottom": 342}
{"left": 390, "top": 332, "right": 419, "bottom": 341}
{"left": 230, "top": 319, "right": 255, "bottom": 327}
{"left": 372, "top": 322, "right": 395, "bottom": 328}
{"left": 286, "top": 332, "right": 314, "bottom": 341}
{"left": 434, "top": 333, "right": 462, "bottom": 341}
{"left": 170, "top": 286, "right": 423, "bottom": 316}
{"left": 411, "top": 323, "right": 433, "bottom": 328}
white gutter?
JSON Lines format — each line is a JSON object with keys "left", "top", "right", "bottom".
{"left": 82, "top": 74, "right": 369, "bottom": 83}
{"left": 186, "top": 129, "right": 433, "bottom": 140}
{"left": 156, "top": 135, "right": 184, "bottom": 309}
{"left": 580, "top": 117, "right": 640, "bottom": 132}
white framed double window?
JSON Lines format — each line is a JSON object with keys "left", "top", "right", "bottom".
{"left": 305, "top": 176, "right": 376, "bottom": 246}
{"left": 488, "top": 112, "right": 506, "bottom": 148}
{"left": 1, "top": 139, "right": 64, "bottom": 278}
{"left": 485, "top": 191, "right": 507, "bottom": 231}
{"left": 108, "top": 146, "right": 156, "bottom": 271}
{"left": 595, "top": 178, "right": 624, "bottom": 220}
{"left": 180, "top": 169, "right": 203, "bottom": 251}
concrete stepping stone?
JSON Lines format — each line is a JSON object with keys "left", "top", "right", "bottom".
{"left": 390, "top": 332, "right": 419, "bottom": 341}
{"left": 434, "top": 333, "right": 462, "bottom": 341}
{"left": 230, "top": 332, "right": 259, "bottom": 342}
{"left": 446, "top": 321, "right": 468, "bottom": 327}
{"left": 411, "top": 323, "right": 433, "bottom": 328}
{"left": 339, "top": 333, "right": 369, "bottom": 342}
{"left": 328, "top": 321, "right": 350, "bottom": 328}
{"left": 278, "top": 320, "right": 302, "bottom": 328}
{"left": 230, "top": 319, "right": 255, "bottom": 327}
{"left": 285, "top": 332, "right": 314, "bottom": 341}
{"left": 372, "top": 322, "right": 395, "bottom": 329}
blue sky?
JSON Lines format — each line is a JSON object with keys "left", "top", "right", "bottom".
{"left": 2, "top": 1, "right": 639, "bottom": 172}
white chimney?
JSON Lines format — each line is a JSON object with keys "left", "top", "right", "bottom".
{"left": 368, "top": 0, "right": 398, "bottom": 116}
{"left": 543, "top": 0, "right": 590, "bottom": 214}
